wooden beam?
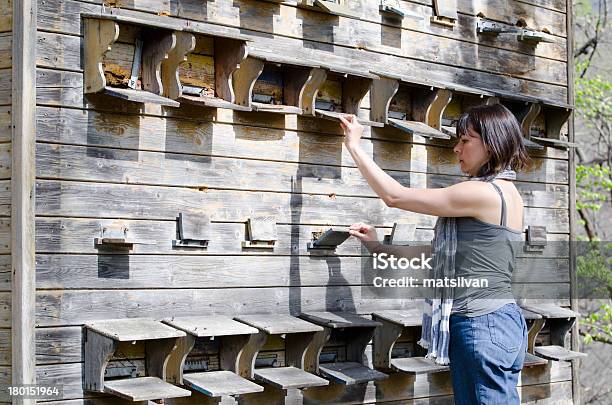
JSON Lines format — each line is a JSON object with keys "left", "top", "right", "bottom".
{"left": 215, "top": 38, "right": 248, "bottom": 103}
{"left": 566, "top": 0, "right": 581, "bottom": 402}
{"left": 12, "top": 0, "right": 37, "bottom": 402}
{"left": 141, "top": 30, "right": 176, "bottom": 95}
{"left": 283, "top": 66, "right": 315, "bottom": 109}
{"left": 417, "top": 88, "right": 452, "bottom": 130}
{"left": 519, "top": 103, "right": 542, "bottom": 138}
{"left": 342, "top": 76, "right": 371, "bottom": 115}
{"left": 299, "top": 68, "right": 327, "bottom": 116}
{"left": 161, "top": 31, "right": 196, "bottom": 100}
{"left": 369, "top": 77, "right": 399, "bottom": 124}
{"left": 232, "top": 57, "right": 265, "bottom": 107}
{"left": 83, "top": 18, "right": 119, "bottom": 94}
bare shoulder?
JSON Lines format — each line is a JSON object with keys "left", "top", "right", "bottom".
{"left": 446, "top": 180, "right": 502, "bottom": 210}
{"left": 450, "top": 180, "right": 501, "bottom": 201}
{"left": 492, "top": 180, "right": 524, "bottom": 206}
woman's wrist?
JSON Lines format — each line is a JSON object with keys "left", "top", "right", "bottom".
{"left": 364, "top": 240, "right": 384, "bottom": 254}
{"left": 344, "top": 140, "right": 361, "bottom": 152}
{"left": 345, "top": 142, "right": 364, "bottom": 162}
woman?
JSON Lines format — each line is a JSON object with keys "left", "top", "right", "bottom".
{"left": 340, "top": 103, "right": 530, "bottom": 404}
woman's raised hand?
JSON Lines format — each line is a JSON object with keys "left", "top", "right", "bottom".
{"left": 348, "top": 222, "right": 379, "bottom": 243}
{"left": 339, "top": 114, "right": 364, "bottom": 149}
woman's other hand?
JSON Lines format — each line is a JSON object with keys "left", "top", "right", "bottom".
{"left": 339, "top": 114, "right": 364, "bottom": 149}
{"left": 349, "top": 222, "right": 379, "bottom": 243}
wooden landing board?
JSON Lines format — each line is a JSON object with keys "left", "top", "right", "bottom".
{"left": 372, "top": 309, "right": 423, "bottom": 327}
{"left": 248, "top": 48, "right": 320, "bottom": 68}
{"left": 438, "top": 81, "right": 493, "bottom": 97}
{"left": 85, "top": 319, "right": 186, "bottom": 341}
{"left": 441, "top": 125, "right": 456, "bottom": 137}
{"left": 163, "top": 316, "right": 258, "bottom": 337}
{"left": 521, "top": 304, "right": 579, "bottom": 319}
{"left": 103, "top": 376, "right": 191, "bottom": 401}
{"left": 254, "top": 366, "right": 328, "bottom": 389}
{"left": 312, "top": 0, "right": 361, "bottom": 19}
{"left": 318, "top": 362, "right": 388, "bottom": 385}
{"left": 523, "top": 352, "right": 549, "bottom": 367}
{"left": 314, "top": 109, "right": 384, "bottom": 127}
{"left": 521, "top": 308, "right": 543, "bottom": 320}
{"left": 183, "top": 371, "right": 264, "bottom": 397}
{"left": 178, "top": 95, "right": 251, "bottom": 111}
{"left": 252, "top": 103, "right": 302, "bottom": 114}
{"left": 530, "top": 136, "right": 578, "bottom": 148}
{"left": 300, "top": 312, "right": 381, "bottom": 329}
{"left": 319, "top": 62, "right": 376, "bottom": 79}
{"left": 534, "top": 345, "right": 587, "bottom": 361}
{"left": 390, "top": 357, "right": 449, "bottom": 374}
{"left": 235, "top": 314, "right": 323, "bottom": 335}
{"left": 484, "top": 87, "right": 573, "bottom": 110}
{"left": 523, "top": 137, "right": 546, "bottom": 150}
{"left": 370, "top": 70, "right": 437, "bottom": 89}
{"left": 103, "top": 87, "right": 180, "bottom": 107}
{"left": 388, "top": 118, "right": 449, "bottom": 139}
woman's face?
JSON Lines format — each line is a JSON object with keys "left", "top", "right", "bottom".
{"left": 453, "top": 125, "right": 490, "bottom": 176}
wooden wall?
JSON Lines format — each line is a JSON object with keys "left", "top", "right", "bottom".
{"left": 0, "top": 0, "right": 576, "bottom": 403}
{"left": 0, "top": 0, "right": 10, "bottom": 400}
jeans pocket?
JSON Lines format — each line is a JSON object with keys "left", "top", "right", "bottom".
{"left": 488, "top": 306, "right": 522, "bottom": 353}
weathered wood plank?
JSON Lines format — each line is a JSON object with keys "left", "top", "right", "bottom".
{"left": 33, "top": 217, "right": 571, "bottom": 257}
{"left": 0, "top": 68, "right": 11, "bottom": 105}
{"left": 0, "top": 328, "right": 9, "bottom": 365}
{"left": 103, "top": 377, "right": 191, "bottom": 401}
{"left": 34, "top": 105, "right": 569, "bottom": 162}
{"left": 0, "top": 0, "right": 10, "bottom": 33}
{"left": 35, "top": 287, "right": 420, "bottom": 327}
{"left": 0, "top": 106, "right": 10, "bottom": 142}
{"left": 254, "top": 366, "right": 328, "bottom": 389}
{"left": 515, "top": 0, "right": 565, "bottom": 13}
{"left": 0, "top": 292, "right": 9, "bottom": 326}
{"left": 27, "top": 360, "right": 572, "bottom": 403}
{"left": 35, "top": 283, "right": 570, "bottom": 328}
{"left": 35, "top": 59, "right": 566, "bottom": 112}
{"left": 0, "top": 221, "right": 9, "bottom": 256}
{"left": 237, "top": 314, "right": 323, "bottom": 334}
{"left": 0, "top": 142, "right": 10, "bottom": 179}
{"left": 0, "top": 34, "right": 10, "bottom": 69}
{"left": 0, "top": 180, "right": 11, "bottom": 216}
{"left": 33, "top": 180, "right": 570, "bottom": 231}
{"left": 35, "top": 21, "right": 567, "bottom": 86}
{"left": 37, "top": 0, "right": 568, "bottom": 65}
{"left": 0, "top": 365, "right": 10, "bottom": 403}
{"left": 85, "top": 318, "right": 185, "bottom": 341}
{"left": 33, "top": 252, "right": 568, "bottom": 290}
{"left": 35, "top": 143, "right": 569, "bottom": 206}
{"left": 35, "top": 108, "right": 569, "bottom": 183}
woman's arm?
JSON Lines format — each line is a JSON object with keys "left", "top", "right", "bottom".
{"left": 340, "top": 115, "right": 487, "bottom": 218}
{"left": 349, "top": 222, "right": 432, "bottom": 257}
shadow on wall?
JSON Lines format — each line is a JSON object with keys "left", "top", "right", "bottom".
{"left": 289, "top": 124, "right": 356, "bottom": 314}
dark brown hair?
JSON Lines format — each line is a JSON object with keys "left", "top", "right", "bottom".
{"left": 456, "top": 103, "right": 531, "bottom": 177}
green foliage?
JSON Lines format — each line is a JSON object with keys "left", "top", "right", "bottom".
{"left": 580, "top": 303, "right": 612, "bottom": 344}
{"left": 573, "top": 0, "right": 593, "bottom": 16}
{"left": 577, "top": 242, "right": 612, "bottom": 295}
{"left": 577, "top": 242, "right": 612, "bottom": 344}
{"left": 574, "top": 61, "right": 612, "bottom": 126}
{"left": 576, "top": 164, "right": 612, "bottom": 212}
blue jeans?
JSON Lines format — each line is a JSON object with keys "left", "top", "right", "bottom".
{"left": 449, "top": 303, "right": 528, "bottom": 404}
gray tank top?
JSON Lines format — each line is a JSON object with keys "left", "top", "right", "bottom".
{"left": 451, "top": 182, "right": 523, "bottom": 317}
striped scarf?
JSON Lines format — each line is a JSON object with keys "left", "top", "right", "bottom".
{"left": 417, "top": 168, "right": 517, "bottom": 365}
